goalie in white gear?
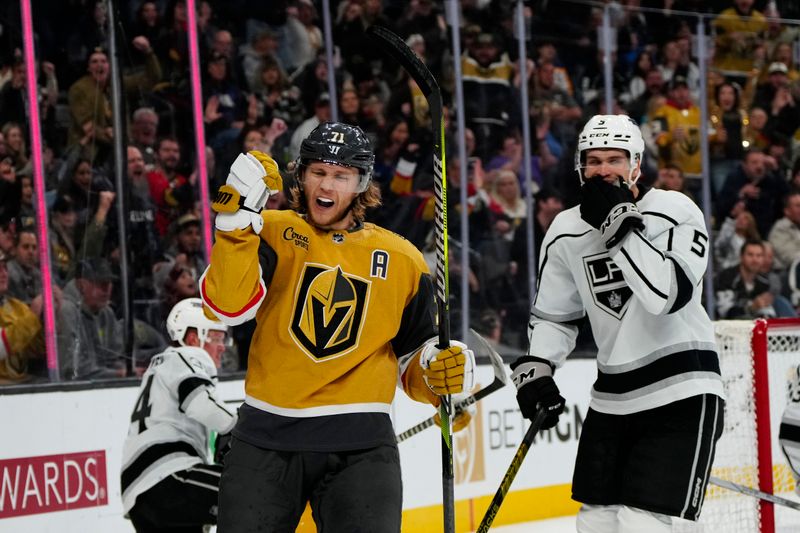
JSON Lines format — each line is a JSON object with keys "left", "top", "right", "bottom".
{"left": 512, "top": 115, "right": 725, "bottom": 532}
{"left": 780, "top": 366, "right": 800, "bottom": 493}
{"left": 121, "top": 298, "right": 236, "bottom": 532}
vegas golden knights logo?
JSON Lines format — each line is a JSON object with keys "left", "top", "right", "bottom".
{"left": 290, "top": 263, "right": 370, "bottom": 361}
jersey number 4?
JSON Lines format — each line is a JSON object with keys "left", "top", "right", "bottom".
{"left": 131, "top": 375, "right": 154, "bottom": 433}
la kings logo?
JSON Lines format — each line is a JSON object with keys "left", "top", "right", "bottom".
{"left": 583, "top": 252, "right": 632, "bottom": 320}
{"left": 290, "top": 263, "right": 370, "bottom": 361}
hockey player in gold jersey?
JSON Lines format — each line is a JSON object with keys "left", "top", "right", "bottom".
{"left": 201, "top": 121, "right": 475, "bottom": 532}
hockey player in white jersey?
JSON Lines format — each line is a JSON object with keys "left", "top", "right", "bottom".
{"left": 511, "top": 115, "right": 725, "bottom": 532}
{"left": 121, "top": 297, "right": 236, "bottom": 532}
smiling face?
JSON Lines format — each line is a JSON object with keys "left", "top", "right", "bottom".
{"left": 300, "top": 161, "right": 360, "bottom": 230}
{"left": 4, "top": 126, "right": 23, "bottom": 153}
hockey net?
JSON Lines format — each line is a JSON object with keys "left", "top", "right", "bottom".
{"left": 676, "top": 319, "right": 800, "bottom": 533}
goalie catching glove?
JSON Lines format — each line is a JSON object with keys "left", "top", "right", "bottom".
{"left": 212, "top": 150, "right": 283, "bottom": 233}
{"left": 419, "top": 340, "right": 475, "bottom": 396}
{"left": 511, "top": 356, "right": 565, "bottom": 430}
{"left": 579, "top": 178, "right": 644, "bottom": 249}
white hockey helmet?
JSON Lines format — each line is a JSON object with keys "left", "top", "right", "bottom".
{"left": 575, "top": 114, "right": 645, "bottom": 185}
{"left": 166, "top": 298, "right": 228, "bottom": 346}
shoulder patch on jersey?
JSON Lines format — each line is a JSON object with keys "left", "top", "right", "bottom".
{"left": 583, "top": 252, "right": 633, "bottom": 320}
{"left": 289, "top": 263, "right": 371, "bottom": 361}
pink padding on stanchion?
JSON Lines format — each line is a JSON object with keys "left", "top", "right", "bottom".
{"left": 20, "top": 0, "right": 59, "bottom": 379}
{"left": 185, "top": 0, "right": 213, "bottom": 261}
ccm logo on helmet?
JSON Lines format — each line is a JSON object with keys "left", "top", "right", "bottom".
{"left": 588, "top": 133, "right": 610, "bottom": 138}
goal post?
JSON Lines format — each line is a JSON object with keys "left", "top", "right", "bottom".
{"left": 679, "top": 319, "right": 800, "bottom": 533}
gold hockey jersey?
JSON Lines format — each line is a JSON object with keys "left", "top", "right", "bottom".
{"left": 0, "top": 296, "right": 44, "bottom": 383}
{"left": 201, "top": 209, "right": 438, "bottom": 451}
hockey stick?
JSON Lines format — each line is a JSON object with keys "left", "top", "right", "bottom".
{"left": 709, "top": 476, "right": 800, "bottom": 511}
{"left": 396, "top": 329, "right": 509, "bottom": 443}
{"left": 367, "top": 25, "right": 455, "bottom": 532}
{"left": 476, "top": 408, "right": 548, "bottom": 533}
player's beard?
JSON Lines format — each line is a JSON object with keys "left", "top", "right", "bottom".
{"left": 306, "top": 196, "right": 358, "bottom": 231}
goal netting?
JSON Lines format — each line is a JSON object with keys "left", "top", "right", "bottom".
{"left": 675, "top": 319, "right": 800, "bottom": 533}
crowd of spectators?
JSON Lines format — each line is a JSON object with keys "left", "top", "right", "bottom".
{"left": 0, "top": 0, "right": 799, "bottom": 384}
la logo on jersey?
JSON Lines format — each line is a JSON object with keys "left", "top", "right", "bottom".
{"left": 290, "top": 263, "right": 371, "bottom": 361}
{"left": 583, "top": 252, "right": 632, "bottom": 320}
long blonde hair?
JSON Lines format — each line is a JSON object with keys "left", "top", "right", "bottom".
{"left": 489, "top": 169, "right": 526, "bottom": 218}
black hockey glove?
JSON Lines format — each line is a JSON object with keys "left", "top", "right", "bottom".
{"left": 214, "top": 432, "right": 233, "bottom": 465}
{"left": 510, "top": 356, "right": 565, "bottom": 430}
{"left": 579, "top": 178, "right": 644, "bottom": 249}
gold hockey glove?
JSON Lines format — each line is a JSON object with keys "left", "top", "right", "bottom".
{"left": 419, "top": 340, "right": 476, "bottom": 395}
{"left": 212, "top": 151, "right": 283, "bottom": 233}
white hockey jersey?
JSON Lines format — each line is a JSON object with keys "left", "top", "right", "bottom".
{"left": 120, "top": 346, "right": 237, "bottom": 513}
{"left": 530, "top": 187, "right": 725, "bottom": 415}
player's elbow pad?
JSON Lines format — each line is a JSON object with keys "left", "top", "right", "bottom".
{"left": 199, "top": 267, "right": 266, "bottom": 326}
{"left": 184, "top": 393, "right": 237, "bottom": 434}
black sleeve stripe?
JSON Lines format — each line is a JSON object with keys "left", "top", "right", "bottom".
{"left": 206, "top": 390, "right": 235, "bottom": 418}
{"left": 391, "top": 272, "right": 437, "bottom": 358}
{"left": 633, "top": 230, "right": 665, "bottom": 259}
{"left": 668, "top": 257, "right": 693, "bottom": 313}
{"left": 642, "top": 211, "right": 679, "bottom": 225}
{"left": 620, "top": 247, "right": 668, "bottom": 299}
{"left": 178, "top": 376, "right": 213, "bottom": 411}
{"left": 667, "top": 228, "right": 674, "bottom": 251}
{"left": 258, "top": 240, "right": 278, "bottom": 287}
{"left": 534, "top": 229, "right": 592, "bottom": 304}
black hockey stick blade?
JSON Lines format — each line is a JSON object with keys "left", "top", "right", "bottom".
{"left": 476, "top": 408, "right": 548, "bottom": 533}
{"left": 710, "top": 476, "right": 800, "bottom": 511}
{"left": 396, "top": 333, "right": 509, "bottom": 443}
{"left": 367, "top": 25, "right": 441, "bottom": 99}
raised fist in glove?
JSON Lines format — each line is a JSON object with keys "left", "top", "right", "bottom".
{"left": 212, "top": 150, "right": 283, "bottom": 233}
{"left": 579, "top": 178, "right": 644, "bottom": 249}
{"left": 511, "top": 356, "right": 565, "bottom": 430}
{"left": 419, "top": 340, "right": 476, "bottom": 396}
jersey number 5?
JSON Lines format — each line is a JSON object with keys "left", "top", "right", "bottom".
{"left": 690, "top": 230, "right": 708, "bottom": 258}
{"left": 131, "top": 375, "right": 154, "bottom": 433}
